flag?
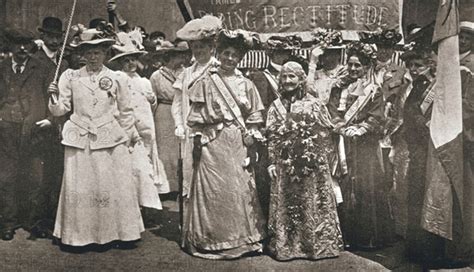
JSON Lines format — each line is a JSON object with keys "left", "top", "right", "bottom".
{"left": 421, "top": 0, "right": 463, "bottom": 240}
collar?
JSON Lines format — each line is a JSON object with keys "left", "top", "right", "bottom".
{"left": 41, "top": 43, "right": 57, "bottom": 60}
{"left": 460, "top": 50, "right": 471, "bottom": 61}
{"left": 269, "top": 61, "right": 282, "bottom": 73}
{"left": 375, "top": 59, "right": 392, "bottom": 71}
{"left": 126, "top": 72, "right": 140, "bottom": 78}
{"left": 12, "top": 58, "right": 29, "bottom": 67}
{"left": 403, "top": 71, "right": 413, "bottom": 82}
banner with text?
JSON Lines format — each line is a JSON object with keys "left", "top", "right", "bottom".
{"left": 186, "top": 0, "right": 401, "bottom": 34}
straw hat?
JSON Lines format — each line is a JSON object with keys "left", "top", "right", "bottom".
{"left": 460, "top": 21, "right": 474, "bottom": 35}
{"left": 69, "top": 24, "right": 115, "bottom": 49}
{"left": 109, "top": 29, "right": 147, "bottom": 63}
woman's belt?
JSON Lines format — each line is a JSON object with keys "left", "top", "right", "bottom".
{"left": 157, "top": 99, "right": 173, "bottom": 105}
{"left": 69, "top": 114, "right": 115, "bottom": 135}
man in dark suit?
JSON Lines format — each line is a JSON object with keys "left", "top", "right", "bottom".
{"left": 36, "top": 17, "right": 69, "bottom": 234}
{"left": 0, "top": 28, "right": 53, "bottom": 240}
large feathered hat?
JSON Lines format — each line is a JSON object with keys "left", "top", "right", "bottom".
{"left": 176, "top": 15, "right": 223, "bottom": 41}
{"left": 109, "top": 28, "right": 147, "bottom": 63}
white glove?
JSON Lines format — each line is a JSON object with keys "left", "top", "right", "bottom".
{"left": 35, "top": 119, "right": 52, "bottom": 128}
{"left": 267, "top": 164, "right": 277, "bottom": 180}
{"left": 175, "top": 125, "right": 185, "bottom": 140}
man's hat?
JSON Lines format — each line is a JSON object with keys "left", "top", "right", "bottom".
{"left": 38, "top": 17, "right": 64, "bottom": 35}
{"left": 460, "top": 21, "right": 474, "bottom": 35}
{"left": 4, "top": 27, "right": 36, "bottom": 44}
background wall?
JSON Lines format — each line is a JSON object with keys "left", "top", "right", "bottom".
{"left": 0, "top": 0, "right": 186, "bottom": 40}
{"left": 0, "top": 0, "right": 472, "bottom": 40}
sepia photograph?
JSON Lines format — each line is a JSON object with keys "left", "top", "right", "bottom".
{"left": 0, "top": 0, "right": 473, "bottom": 271}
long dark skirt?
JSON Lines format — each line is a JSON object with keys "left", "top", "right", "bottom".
{"left": 339, "top": 134, "right": 394, "bottom": 249}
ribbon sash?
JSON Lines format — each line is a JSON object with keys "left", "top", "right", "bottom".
{"left": 343, "top": 88, "right": 375, "bottom": 125}
{"left": 420, "top": 80, "right": 437, "bottom": 115}
{"left": 209, "top": 73, "right": 246, "bottom": 131}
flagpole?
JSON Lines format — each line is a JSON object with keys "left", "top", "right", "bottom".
{"left": 51, "top": 0, "right": 78, "bottom": 103}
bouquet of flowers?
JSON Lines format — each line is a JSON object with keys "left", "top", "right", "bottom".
{"left": 267, "top": 112, "right": 333, "bottom": 180}
{"left": 311, "top": 28, "right": 343, "bottom": 49}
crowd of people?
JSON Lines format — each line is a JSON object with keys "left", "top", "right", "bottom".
{"left": 0, "top": 2, "right": 473, "bottom": 268}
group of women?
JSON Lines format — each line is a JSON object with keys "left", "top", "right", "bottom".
{"left": 45, "top": 15, "right": 425, "bottom": 261}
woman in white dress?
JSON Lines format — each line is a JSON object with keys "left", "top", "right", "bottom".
{"left": 48, "top": 29, "right": 144, "bottom": 248}
{"left": 109, "top": 35, "right": 169, "bottom": 210}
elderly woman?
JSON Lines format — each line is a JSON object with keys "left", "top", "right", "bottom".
{"left": 327, "top": 42, "right": 392, "bottom": 250}
{"left": 181, "top": 29, "right": 266, "bottom": 259}
{"left": 266, "top": 61, "right": 343, "bottom": 260}
{"left": 48, "top": 29, "right": 144, "bottom": 248}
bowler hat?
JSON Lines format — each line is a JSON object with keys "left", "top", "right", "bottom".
{"left": 4, "top": 27, "right": 35, "bottom": 44}
{"left": 38, "top": 17, "right": 64, "bottom": 35}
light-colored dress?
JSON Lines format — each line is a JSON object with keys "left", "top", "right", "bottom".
{"left": 126, "top": 72, "right": 169, "bottom": 210}
{"left": 172, "top": 58, "right": 215, "bottom": 196}
{"left": 266, "top": 94, "right": 343, "bottom": 260}
{"left": 49, "top": 66, "right": 144, "bottom": 246}
{"left": 182, "top": 69, "right": 266, "bottom": 259}
{"left": 150, "top": 66, "right": 182, "bottom": 192}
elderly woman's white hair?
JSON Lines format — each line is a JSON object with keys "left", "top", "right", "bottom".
{"left": 278, "top": 61, "right": 307, "bottom": 98}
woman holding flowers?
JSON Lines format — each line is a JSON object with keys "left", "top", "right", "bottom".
{"left": 266, "top": 61, "right": 343, "bottom": 260}
{"left": 327, "top": 42, "right": 391, "bottom": 250}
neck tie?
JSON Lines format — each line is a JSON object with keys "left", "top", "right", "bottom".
{"left": 15, "top": 63, "right": 23, "bottom": 74}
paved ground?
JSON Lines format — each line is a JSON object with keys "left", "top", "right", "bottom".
{"left": 0, "top": 200, "right": 472, "bottom": 272}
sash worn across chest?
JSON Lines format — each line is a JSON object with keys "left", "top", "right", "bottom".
{"left": 343, "top": 85, "right": 376, "bottom": 125}
{"left": 420, "top": 80, "right": 437, "bottom": 115}
{"left": 263, "top": 70, "right": 287, "bottom": 120}
{"left": 209, "top": 73, "right": 246, "bottom": 131}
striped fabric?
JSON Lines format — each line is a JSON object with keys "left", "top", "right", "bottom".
{"left": 238, "top": 49, "right": 405, "bottom": 69}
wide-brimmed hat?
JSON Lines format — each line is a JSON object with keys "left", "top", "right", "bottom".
{"left": 38, "top": 17, "right": 64, "bottom": 35}
{"left": 360, "top": 28, "right": 402, "bottom": 46}
{"left": 264, "top": 34, "right": 302, "bottom": 51}
{"left": 176, "top": 15, "right": 222, "bottom": 41}
{"left": 153, "top": 40, "right": 190, "bottom": 55}
{"left": 460, "top": 21, "right": 474, "bottom": 35}
{"left": 109, "top": 29, "right": 147, "bottom": 63}
{"left": 312, "top": 28, "right": 343, "bottom": 49}
{"left": 69, "top": 24, "right": 115, "bottom": 50}
{"left": 216, "top": 29, "right": 258, "bottom": 55}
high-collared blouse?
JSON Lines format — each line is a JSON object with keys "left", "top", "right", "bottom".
{"left": 49, "top": 66, "right": 138, "bottom": 150}
{"left": 187, "top": 69, "right": 265, "bottom": 144}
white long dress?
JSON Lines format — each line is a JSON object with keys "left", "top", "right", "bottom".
{"left": 126, "top": 72, "right": 169, "bottom": 210}
{"left": 49, "top": 66, "right": 144, "bottom": 246}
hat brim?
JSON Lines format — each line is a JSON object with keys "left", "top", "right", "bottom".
{"left": 109, "top": 51, "right": 147, "bottom": 63}
{"left": 77, "top": 39, "right": 116, "bottom": 49}
{"left": 37, "top": 27, "right": 64, "bottom": 35}
{"left": 460, "top": 27, "right": 474, "bottom": 35}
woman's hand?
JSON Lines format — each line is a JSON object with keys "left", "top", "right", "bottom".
{"left": 344, "top": 126, "right": 367, "bottom": 137}
{"left": 35, "top": 119, "right": 52, "bottom": 128}
{"left": 310, "top": 46, "right": 324, "bottom": 63}
{"left": 267, "top": 164, "right": 277, "bottom": 180}
{"left": 175, "top": 125, "right": 186, "bottom": 140}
